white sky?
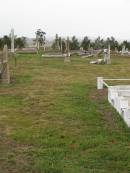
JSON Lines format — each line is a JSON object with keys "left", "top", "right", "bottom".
{"left": 0, "top": 0, "right": 130, "bottom": 40}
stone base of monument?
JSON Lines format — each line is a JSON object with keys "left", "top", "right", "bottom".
{"left": 108, "top": 85, "right": 130, "bottom": 127}
{"left": 16, "top": 48, "right": 37, "bottom": 54}
{"left": 81, "top": 54, "right": 94, "bottom": 58}
{"left": 90, "top": 59, "right": 104, "bottom": 64}
{"left": 42, "top": 54, "right": 65, "bottom": 58}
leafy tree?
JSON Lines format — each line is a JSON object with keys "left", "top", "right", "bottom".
{"left": 35, "top": 29, "right": 46, "bottom": 46}
{"left": 0, "top": 38, "right": 3, "bottom": 49}
{"left": 15, "top": 37, "right": 26, "bottom": 48}
{"left": 59, "top": 37, "right": 62, "bottom": 51}
{"left": 94, "top": 36, "right": 104, "bottom": 49}
{"left": 70, "top": 36, "right": 80, "bottom": 50}
{"left": 2, "top": 35, "right": 11, "bottom": 48}
{"left": 61, "top": 40, "right": 66, "bottom": 54}
{"left": 81, "top": 36, "right": 90, "bottom": 50}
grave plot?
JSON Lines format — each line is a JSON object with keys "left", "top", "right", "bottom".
{"left": 97, "top": 77, "right": 130, "bottom": 127}
{"left": 16, "top": 47, "right": 37, "bottom": 54}
{"left": 42, "top": 37, "right": 71, "bottom": 62}
{"left": 80, "top": 49, "right": 101, "bottom": 58}
{"left": 42, "top": 52, "right": 65, "bottom": 58}
{"left": 90, "top": 45, "right": 111, "bottom": 64}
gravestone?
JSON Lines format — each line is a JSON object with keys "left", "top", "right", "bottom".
{"left": 55, "top": 34, "right": 60, "bottom": 50}
{"left": 121, "top": 45, "right": 126, "bottom": 56}
{"left": 64, "top": 37, "right": 71, "bottom": 62}
{"left": 11, "top": 28, "right": 15, "bottom": 53}
{"left": 1, "top": 45, "right": 10, "bottom": 84}
{"left": 36, "top": 34, "right": 40, "bottom": 52}
{"left": 115, "top": 47, "right": 118, "bottom": 53}
{"left": 104, "top": 45, "right": 111, "bottom": 64}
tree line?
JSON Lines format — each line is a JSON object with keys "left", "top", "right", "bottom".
{"left": 52, "top": 35, "right": 130, "bottom": 51}
{"left": 0, "top": 35, "right": 26, "bottom": 50}
{"left": 1, "top": 32, "right": 130, "bottom": 52}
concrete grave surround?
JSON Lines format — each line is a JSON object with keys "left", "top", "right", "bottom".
{"left": 108, "top": 85, "right": 130, "bottom": 127}
{"left": 97, "top": 77, "right": 130, "bottom": 127}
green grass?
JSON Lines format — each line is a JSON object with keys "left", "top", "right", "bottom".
{"left": 0, "top": 54, "right": 130, "bottom": 172}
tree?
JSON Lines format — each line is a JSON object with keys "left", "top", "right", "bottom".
{"left": 81, "top": 36, "right": 90, "bottom": 50}
{"left": 15, "top": 37, "right": 26, "bottom": 48}
{"left": 59, "top": 37, "right": 62, "bottom": 51}
{"left": 70, "top": 36, "right": 80, "bottom": 50}
{"left": 2, "top": 35, "right": 11, "bottom": 49}
{"left": 61, "top": 40, "right": 66, "bottom": 54}
{"left": 35, "top": 29, "right": 46, "bottom": 47}
{"left": 0, "top": 38, "right": 3, "bottom": 49}
{"left": 94, "top": 36, "right": 104, "bottom": 49}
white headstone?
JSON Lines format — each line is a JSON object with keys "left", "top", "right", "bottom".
{"left": 122, "top": 45, "right": 126, "bottom": 56}
{"left": 104, "top": 45, "right": 111, "bottom": 64}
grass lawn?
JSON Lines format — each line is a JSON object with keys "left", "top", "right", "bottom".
{"left": 0, "top": 54, "right": 130, "bottom": 173}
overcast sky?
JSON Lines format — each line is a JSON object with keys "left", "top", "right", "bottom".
{"left": 0, "top": 0, "right": 130, "bottom": 40}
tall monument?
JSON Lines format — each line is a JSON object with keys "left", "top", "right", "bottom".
{"left": 11, "top": 28, "right": 15, "bottom": 53}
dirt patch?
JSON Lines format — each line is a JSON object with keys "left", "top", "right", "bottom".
{"left": 90, "top": 89, "right": 116, "bottom": 129}
{"left": 90, "top": 88, "right": 108, "bottom": 103}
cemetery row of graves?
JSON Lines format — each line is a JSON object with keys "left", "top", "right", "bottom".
{"left": 1, "top": 29, "right": 130, "bottom": 85}
{"left": 1, "top": 29, "right": 130, "bottom": 172}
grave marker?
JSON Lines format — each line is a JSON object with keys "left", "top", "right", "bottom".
{"left": 1, "top": 45, "right": 10, "bottom": 84}
{"left": 104, "top": 45, "right": 111, "bottom": 64}
{"left": 64, "top": 37, "right": 71, "bottom": 62}
{"left": 11, "top": 28, "right": 15, "bottom": 53}
{"left": 121, "top": 45, "right": 126, "bottom": 56}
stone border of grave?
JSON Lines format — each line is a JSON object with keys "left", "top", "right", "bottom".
{"left": 16, "top": 48, "right": 37, "bottom": 54}
{"left": 42, "top": 54, "right": 66, "bottom": 58}
{"left": 97, "top": 77, "right": 130, "bottom": 127}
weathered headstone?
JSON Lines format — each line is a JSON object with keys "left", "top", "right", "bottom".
{"left": 36, "top": 34, "right": 40, "bottom": 53}
{"left": 1, "top": 45, "right": 10, "bottom": 84}
{"left": 11, "top": 28, "right": 15, "bottom": 53}
{"left": 104, "top": 45, "right": 111, "bottom": 64}
{"left": 55, "top": 34, "right": 60, "bottom": 51}
{"left": 97, "top": 77, "right": 104, "bottom": 89}
{"left": 64, "top": 37, "right": 71, "bottom": 62}
{"left": 121, "top": 45, "right": 126, "bottom": 56}
{"left": 115, "top": 47, "right": 118, "bottom": 53}
{"left": 60, "top": 38, "right": 63, "bottom": 53}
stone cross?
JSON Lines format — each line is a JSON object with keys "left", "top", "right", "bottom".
{"left": 1, "top": 45, "right": 10, "bottom": 84}
{"left": 11, "top": 28, "right": 15, "bottom": 53}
